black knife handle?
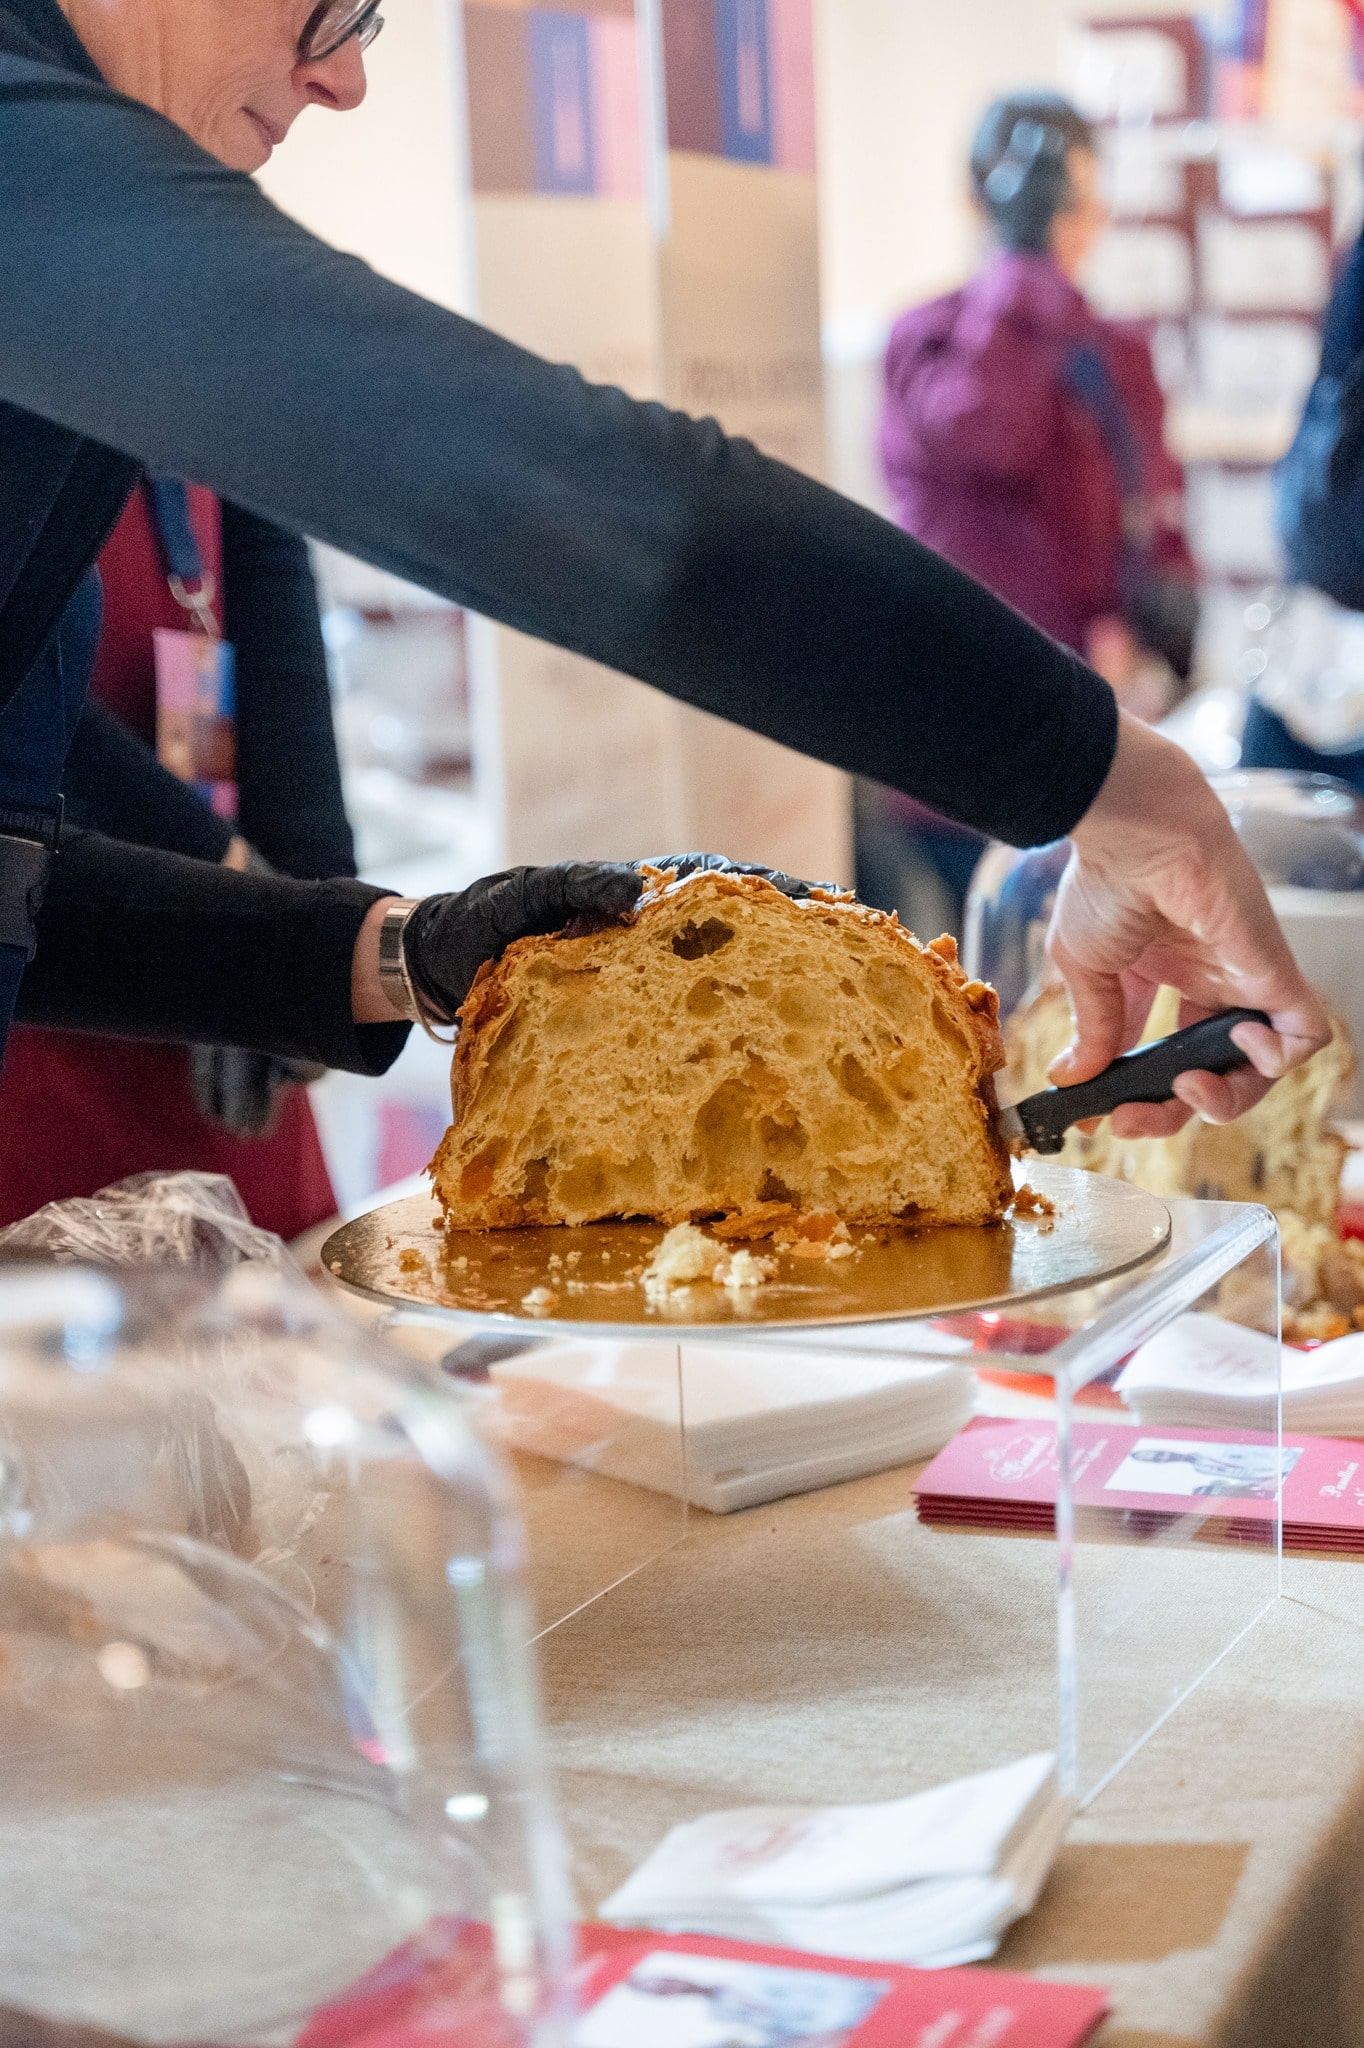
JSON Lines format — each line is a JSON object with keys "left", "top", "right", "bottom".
{"left": 1021, "top": 1008, "right": 1272, "bottom": 1154}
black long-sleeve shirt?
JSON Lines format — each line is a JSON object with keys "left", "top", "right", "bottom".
{"left": 64, "top": 700, "right": 234, "bottom": 867}
{"left": 223, "top": 504, "right": 355, "bottom": 880}
{"left": 63, "top": 502, "right": 356, "bottom": 880}
{"left": 0, "top": 0, "right": 1119, "bottom": 1070}
{"left": 16, "top": 831, "right": 404, "bottom": 1072}
{"left": 42, "top": 494, "right": 371, "bottom": 1067}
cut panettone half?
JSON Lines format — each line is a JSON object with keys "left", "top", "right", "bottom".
{"left": 429, "top": 871, "right": 1013, "bottom": 1232}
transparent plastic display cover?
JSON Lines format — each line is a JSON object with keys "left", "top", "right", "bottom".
{"left": 376, "top": 1304, "right": 690, "bottom": 1639}
{"left": 1047, "top": 1196, "right": 1282, "bottom": 1798}
{"left": 0, "top": 1241, "right": 576, "bottom": 2045}
{"left": 0, "top": 1169, "right": 691, "bottom": 1652}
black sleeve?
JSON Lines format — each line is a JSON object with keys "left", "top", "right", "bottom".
{"left": 222, "top": 503, "right": 356, "bottom": 879}
{"left": 62, "top": 697, "right": 235, "bottom": 862}
{"left": 0, "top": 56, "right": 1117, "bottom": 847}
{"left": 16, "top": 830, "right": 408, "bottom": 1073}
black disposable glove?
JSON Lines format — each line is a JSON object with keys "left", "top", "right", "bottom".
{"left": 190, "top": 1044, "right": 325, "bottom": 1139}
{"left": 640, "top": 852, "right": 834, "bottom": 900}
{"left": 403, "top": 861, "right": 644, "bottom": 1024}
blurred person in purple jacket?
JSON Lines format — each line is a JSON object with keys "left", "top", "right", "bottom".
{"left": 864, "top": 92, "right": 1198, "bottom": 931}
{"left": 882, "top": 91, "right": 1196, "bottom": 696}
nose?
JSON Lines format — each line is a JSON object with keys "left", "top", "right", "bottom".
{"left": 297, "top": 35, "right": 369, "bottom": 113}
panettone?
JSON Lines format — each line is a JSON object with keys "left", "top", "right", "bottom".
{"left": 430, "top": 870, "right": 1013, "bottom": 1233}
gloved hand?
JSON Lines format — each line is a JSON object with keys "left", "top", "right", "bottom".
{"left": 189, "top": 1044, "right": 325, "bottom": 1139}
{"left": 640, "top": 852, "right": 835, "bottom": 900}
{"left": 402, "top": 861, "right": 644, "bottom": 1025}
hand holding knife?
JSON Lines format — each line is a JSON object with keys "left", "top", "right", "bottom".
{"left": 998, "top": 1008, "right": 1272, "bottom": 1157}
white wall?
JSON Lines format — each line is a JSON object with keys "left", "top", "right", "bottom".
{"left": 811, "top": 0, "right": 1201, "bottom": 507}
{"left": 814, "top": 0, "right": 1066, "bottom": 342}
{"left": 816, "top": 0, "right": 1208, "bottom": 329}
{"left": 256, "top": 0, "right": 471, "bottom": 312}
{"left": 256, "top": 0, "right": 1201, "bottom": 343}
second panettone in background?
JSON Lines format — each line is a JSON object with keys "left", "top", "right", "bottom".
{"left": 1006, "top": 980, "right": 1359, "bottom": 1339}
{"left": 1005, "top": 981, "right": 1353, "bottom": 1224}
{"left": 431, "top": 870, "right": 1013, "bottom": 1234}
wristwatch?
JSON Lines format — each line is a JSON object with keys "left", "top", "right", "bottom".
{"left": 0, "top": 799, "right": 63, "bottom": 961}
{"left": 376, "top": 899, "right": 423, "bottom": 1022}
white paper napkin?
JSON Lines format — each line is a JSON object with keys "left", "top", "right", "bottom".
{"left": 1117, "top": 1312, "right": 1364, "bottom": 1436}
{"left": 599, "top": 1753, "right": 1071, "bottom": 1968}
{"left": 488, "top": 1340, "right": 975, "bottom": 1511}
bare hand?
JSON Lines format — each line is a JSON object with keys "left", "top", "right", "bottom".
{"left": 1047, "top": 712, "right": 1330, "bottom": 1136}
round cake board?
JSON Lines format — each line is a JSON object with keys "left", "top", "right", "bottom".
{"left": 321, "top": 1163, "right": 1170, "bottom": 1338}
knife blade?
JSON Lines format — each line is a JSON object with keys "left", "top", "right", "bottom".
{"left": 997, "top": 1007, "right": 1272, "bottom": 1157}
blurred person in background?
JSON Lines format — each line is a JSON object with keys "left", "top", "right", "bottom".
{"left": 0, "top": 481, "right": 349, "bottom": 1238}
{"left": 1255, "top": 221, "right": 1364, "bottom": 791}
{"left": 868, "top": 90, "right": 1198, "bottom": 931}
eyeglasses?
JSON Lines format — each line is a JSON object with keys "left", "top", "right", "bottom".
{"left": 298, "top": 0, "right": 385, "bottom": 64}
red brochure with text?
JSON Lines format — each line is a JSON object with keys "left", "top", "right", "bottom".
{"left": 915, "top": 1417, "right": 1364, "bottom": 1550}
{"left": 574, "top": 1926, "right": 1108, "bottom": 2045}
{"left": 293, "top": 1916, "right": 1109, "bottom": 2048}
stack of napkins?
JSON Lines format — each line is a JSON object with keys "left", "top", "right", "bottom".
{"left": 487, "top": 1338, "right": 974, "bottom": 1512}
{"left": 1117, "top": 1312, "right": 1364, "bottom": 1437}
{"left": 598, "top": 1753, "right": 1071, "bottom": 1968}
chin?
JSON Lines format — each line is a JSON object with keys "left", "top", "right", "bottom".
{"left": 229, "top": 113, "right": 277, "bottom": 172}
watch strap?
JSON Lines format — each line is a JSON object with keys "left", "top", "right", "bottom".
{"left": 0, "top": 798, "right": 63, "bottom": 960}
{"left": 377, "top": 898, "right": 422, "bottom": 1021}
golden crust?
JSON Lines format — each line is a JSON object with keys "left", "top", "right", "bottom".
{"left": 432, "top": 870, "right": 1012, "bottom": 1232}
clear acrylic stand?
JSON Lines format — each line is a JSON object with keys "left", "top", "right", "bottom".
{"left": 1045, "top": 1198, "right": 1281, "bottom": 1799}
{"left": 361, "top": 1196, "right": 1281, "bottom": 1824}
{"left": 373, "top": 1307, "right": 690, "bottom": 1640}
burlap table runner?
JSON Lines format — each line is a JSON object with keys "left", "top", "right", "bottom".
{"left": 523, "top": 1452, "right": 1364, "bottom": 2048}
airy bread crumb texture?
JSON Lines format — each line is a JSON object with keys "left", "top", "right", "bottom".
{"left": 430, "top": 871, "right": 1013, "bottom": 1233}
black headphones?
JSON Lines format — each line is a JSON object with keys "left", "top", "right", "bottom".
{"left": 980, "top": 118, "right": 1074, "bottom": 253}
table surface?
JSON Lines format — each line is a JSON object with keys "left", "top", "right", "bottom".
{"left": 520, "top": 1447, "right": 1364, "bottom": 2048}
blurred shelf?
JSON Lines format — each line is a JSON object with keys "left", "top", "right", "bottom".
{"left": 1168, "top": 399, "right": 1298, "bottom": 465}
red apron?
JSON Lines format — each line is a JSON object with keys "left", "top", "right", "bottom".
{"left": 0, "top": 486, "right": 338, "bottom": 1241}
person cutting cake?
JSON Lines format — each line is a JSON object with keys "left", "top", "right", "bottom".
{"left": 0, "top": 0, "right": 1330, "bottom": 1143}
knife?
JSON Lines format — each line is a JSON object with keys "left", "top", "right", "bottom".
{"left": 997, "top": 1007, "right": 1272, "bottom": 1157}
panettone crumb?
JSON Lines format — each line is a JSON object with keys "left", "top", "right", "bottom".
{"left": 775, "top": 1215, "right": 859, "bottom": 1262}
{"left": 642, "top": 1223, "right": 717, "bottom": 1295}
{"left": 719, "top": 1247, "right": 776, "bottom": 1293}
{"left": 1011, "top": 1184, "right": 1058, "bottom": 1227}
{"left": 641, "top": 1222, "right": 777, "bottom": 1304}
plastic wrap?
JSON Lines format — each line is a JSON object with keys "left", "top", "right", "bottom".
{"left": 0, "top": 1169, "right": 296, "bottom": 1273}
